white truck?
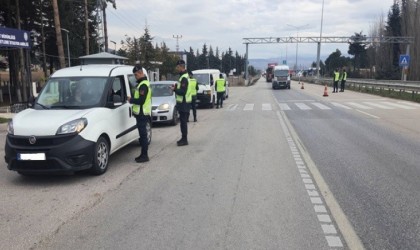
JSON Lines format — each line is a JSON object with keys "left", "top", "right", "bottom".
{"left": 272, "top": 65, "right": 291, "bottom": 89}
{"left": 5, "top": 64, "right": 150, "bottom": 176}
{"left": 192, "top": 69, "right": 220, "bottom": 108}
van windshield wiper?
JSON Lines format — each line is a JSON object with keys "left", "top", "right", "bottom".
{"left": 36, "top": 102, "right": 49, "bottom": 110}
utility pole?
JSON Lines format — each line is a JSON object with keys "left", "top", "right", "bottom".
{"left": 52, "top": 0, "right": 66, "bottom": 69}
{"left": 84, "top": 0, "right": 89, "bottom": 55}
{"left": 173, "top": 35, "right": 182, "bottom": 57}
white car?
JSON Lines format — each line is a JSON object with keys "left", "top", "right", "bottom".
{"left": 151, "top": 81, "right": 179, "bottom": 125}
{"left": 5, "top": 64, "right": 150, "bottom": 176}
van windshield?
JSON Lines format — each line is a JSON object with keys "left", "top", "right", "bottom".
{"left": 194, "top": 74, "right": 209, "bottom": 85}
{"left": 274, "top": 70, "right": 289, "bottom": 77}
{"left": 36, "top": 77, "right": 108, "bottom": 109}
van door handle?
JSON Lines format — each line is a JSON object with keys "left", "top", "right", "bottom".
{"left": 129, "top": 106, "right": 132, "bottom": 117}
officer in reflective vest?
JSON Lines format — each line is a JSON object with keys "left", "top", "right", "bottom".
{"left": 333, "top": 68, "right": 340, "bottom": 93}
{"left": 340, "top": 68, "right": 347, "bottom": 92}
{"left": 170, "top": 59, "right": 192, "bottom": 146}
{"left": 215, "top": 73, "right": 226, "bottom": 109}
{"left": 188, "top": 71, "right": 199, "bottom": 122}
{"left": 128, "top": 64, "right": 151, "bottom": 162}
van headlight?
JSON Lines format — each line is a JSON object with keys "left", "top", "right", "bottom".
{"left": 7, "top": 120, "right": 14, "bottom": 135}
{"left": 158, "top": 103, "right": 170, "bottom": 111}
{"left": 56, "top": 118, "right": 88, "bottom": 135}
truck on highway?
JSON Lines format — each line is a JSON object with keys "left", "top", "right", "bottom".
{"left": 266, "top": 63, "right": 277, "bottom": 82}
{"left": 272, "top": 65, "right": 291, "bottom": 89}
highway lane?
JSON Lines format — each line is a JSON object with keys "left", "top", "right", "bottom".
{"left": 27, "top": 81, "right": 345, "bottom": 249}
{"left": 271, "top": 80, "right": 420, "bottom": 249}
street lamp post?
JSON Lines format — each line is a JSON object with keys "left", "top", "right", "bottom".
{"left": 287, "top": 24, "right": 309, "bottom": 73}
{"left": 61, "top": 28, "right": 70, "bottom": 67}
{"left": 316, "top": 0, "right": 325, "bottom": 80}
{"left": 110, "top": 40, "right": 116, "bottom": 54}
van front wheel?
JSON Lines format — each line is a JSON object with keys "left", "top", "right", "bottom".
{"left": 90, "top": 136, "right": 109, "bottom": 175}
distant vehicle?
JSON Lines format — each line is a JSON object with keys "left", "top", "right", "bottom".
{"left": 192, "top": 69, "right": 220, "bottom": 108}
{"left": 272, "top": 65, "right": 291, "bottom": 89}
{"left": 5, "top": 64, "right": 151, "bottom": 176}
{"left": 150, "top": 81, "right": 179, "bottom": 126}
{"left": 266, "top": 63, "right": 277, "bottom": 82}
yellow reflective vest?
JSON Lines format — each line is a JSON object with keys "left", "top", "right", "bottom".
{"left": 176, "top": 73, "right": 192, "bottom": 103}
{"left": 215, "top": 78, "right": 226, "bottom": 92}
{"left": 132, "top": 79, "right": 151, "bottom": 116}
{"left": 334, "top": 72, "right": 340, "bottom": 81}
{"left": 189, "top": 78, "right": 198, "bottom": 96}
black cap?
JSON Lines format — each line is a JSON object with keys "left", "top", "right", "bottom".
{"left": 188, "top": 70, "right": 193, "bottom": 76}
{"left": 176, "top": 59, "right": 185, "bottom": 66}
{"left": 132, "top": 63, "right": 143, "bottom": 73}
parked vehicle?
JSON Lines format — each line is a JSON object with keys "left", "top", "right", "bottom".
{"left": 192, "top": 69, "right": 220, "bottom": 108}
{"left": 4, "top": 64, "right": 150, "bottom": 176}
{"left": 272, "top": 65, "right": 291, "bottom": 89}
{"left": 221, "top": 73, "right": 230, "bottom": 99}
{"left": 150, "top": 81, "right": 179, "bottom": 125}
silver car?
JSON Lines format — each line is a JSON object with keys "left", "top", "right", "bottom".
{"left": 151, "top": 81, "right": 179, "bottom": 126}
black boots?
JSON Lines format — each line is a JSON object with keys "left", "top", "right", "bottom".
{"left": 177, "top": 137, "right": 188, "bottom": 146}
{"left": 135, "top": 153, "right": 149, "bottom": 163}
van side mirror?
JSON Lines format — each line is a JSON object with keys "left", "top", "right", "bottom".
{"left": 28, "top": 96, "right": 35, "bottom": 108}
{"left": 113, "top": 95, "right": 123, "bottom": 106}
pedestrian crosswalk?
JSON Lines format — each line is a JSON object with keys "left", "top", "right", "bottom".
{"left": 223, "top": 101, "right": 420, "bottom": 112}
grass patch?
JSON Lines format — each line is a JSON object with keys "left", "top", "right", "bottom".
{"left": 0, "top": 117, "right": 10, "bottom": 124}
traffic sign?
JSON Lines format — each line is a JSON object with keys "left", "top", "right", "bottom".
{"left": 399, "top": 55, "right": 410, "bottom": 67}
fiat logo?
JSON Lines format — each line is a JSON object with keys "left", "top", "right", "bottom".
{"left": 29, "top": 136, "right": 37, "bottom": 145}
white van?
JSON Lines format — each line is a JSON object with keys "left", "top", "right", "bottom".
{"left": 272, "top": 65, "right": 291, "bottom": 89}
{"left": 192, "top": 69, "right": 220, "bottom": 108}
{"left": 4, "top": 64, "right": 150, "bottom": 175}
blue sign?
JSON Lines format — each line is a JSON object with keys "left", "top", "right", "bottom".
{"left": 399, "top": 55, "right": 410, "bottom": 67}
{"left": 0, "top": 27, "right": 31, "bottom": 49}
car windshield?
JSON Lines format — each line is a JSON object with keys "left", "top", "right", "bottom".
{"left": 274, "top": 70, "right": 289, "bottom": 77}
{"left": 151, "top": 84, "right": 173, "bottom": 97}
{"left": 194, "top": 74, "right": 209, "bottom": 85}
{"left": 36, "top": 77, "right": 108, "bottom": 109}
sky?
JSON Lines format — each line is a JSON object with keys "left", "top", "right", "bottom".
{"left": 105, "top": 0, "right": 395, "bottom": 68}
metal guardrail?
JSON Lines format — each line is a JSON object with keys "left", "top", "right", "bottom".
{"left": 294, "top": 76, "right": 420, "bottom": 101}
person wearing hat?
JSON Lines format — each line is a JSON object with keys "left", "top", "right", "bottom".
{"left": 171, "top": 59, "right": 192, "bottom": 146}
{"left": 188, "top": 71, "right": 198, "bottom": 122}
{"left": 215, "top": 73, "right": 226, "bottom": 108}
{"left": 128, "top": 64, "right": 151, "bottom": 162}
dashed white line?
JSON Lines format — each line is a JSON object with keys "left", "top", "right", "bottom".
{"left": 243, "top": 103, "right": 254, "bottom": 111}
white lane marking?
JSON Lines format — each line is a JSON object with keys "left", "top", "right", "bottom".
{"left": 318, "top": 214, "right": 332, "bottom": 223}
{"left": 311, "top": 102, "right": 332, "bottom": 110}
{"left": 363, "top": 102, "right": 395, "bottom": 109}
{"left": 227, "top": 104, "right": 238, "bottom": 111}
{"left": 326, "top": 236, "right": 344, "bottom": 247}
{"left": 397, "top": 101, "right": 420, "bottom": 107}
{"left": 380, "top": 101, "right": 416, "bottom": 109}
{"left": 347, "top": 102, "right": 373, "bottom": 109}
{"left": 314, "top": 205, "right": 328, "bottom": 213}
{"left": 331, "top": 102, "right": 352, "bottom": 109}
{"left": 243, "top": 103, "right": 254, "bottom": 111}
{"left": 275, "top": 107, "right": 363, "bottom": 249}
{"left": 262, "top": 103, "right": 272, "bottom": 111}
{"left": 355, "top": 109, "right": 380, "bottom": 119}
{"left": 322, "top": 224, "right": 338, "bottom": 234}
{"left": 295, "top": 103, "right": 312, "bottom": 110}
{"left": 278, "top": 103, "right": 291, "bottom": 110}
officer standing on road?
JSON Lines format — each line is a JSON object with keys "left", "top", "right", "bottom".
{"left": 188, "top": 71, "right": 198, "bottom": 122}
{"left": 340, "top": 68, "right": 347, "bottom": 92}
{"left": 171, "top": 60, "right": 191, "bottom": 146}
{"left": 128, "top": 64, "right": 151, "bottom": 163}
{"left": 215, "top": 74, "right": 226, "bottom": 109}
{"left": 333, "top": 68, "right": 340, "bottom": 93}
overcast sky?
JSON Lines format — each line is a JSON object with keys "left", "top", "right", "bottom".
{"left": 106, "top": 0, "right": 395, "bottom": 67}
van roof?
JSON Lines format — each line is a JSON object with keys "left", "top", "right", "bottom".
{"left": 192, "top": 69, "right": 220, "bottom": 74}
{"left": 51, "top": 64, "right": 135, "bottom": 78}
{"left": 274, "top": 65, "right": 289, "bottom": 70}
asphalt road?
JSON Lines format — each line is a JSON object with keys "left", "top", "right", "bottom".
{"left": 1, "top": 78, "right": 419, "bottom": 249}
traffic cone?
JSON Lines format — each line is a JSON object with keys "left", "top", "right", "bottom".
{"left": 301, "top": 82, "right": 304, "bottom": 89}
{"left": 323, "top": 84, "right": 329, "bottom": 97}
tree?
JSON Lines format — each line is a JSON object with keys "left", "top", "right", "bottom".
{"left": 348, "top": 32, "right": 369, "bottom": 71}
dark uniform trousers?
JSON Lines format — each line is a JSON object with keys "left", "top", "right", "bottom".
{"left": 135, "top": 115, "right": 149, "bottom": 154}
{"left": 216, "top": 91, "right": 225, "bottom": 108}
